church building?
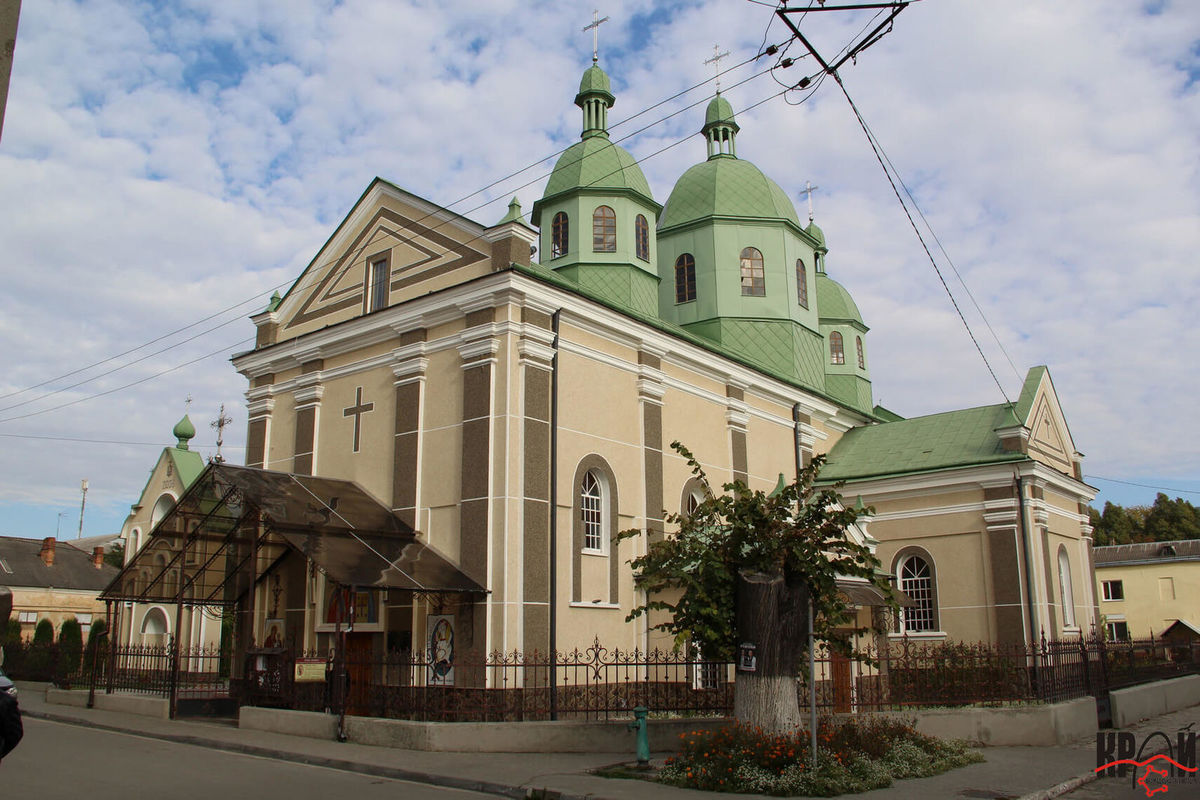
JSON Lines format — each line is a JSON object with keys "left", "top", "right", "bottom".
{"left": 106, "top": 55, "right": 1097, "bottom": 670}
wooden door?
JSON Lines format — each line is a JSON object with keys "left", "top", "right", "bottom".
{"left": 345, "top": 632, "right": 374, "bottom": 716}
{"left": 831, "top": 651, "right": 853, "bottom": 713}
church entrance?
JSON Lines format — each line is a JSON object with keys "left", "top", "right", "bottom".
{"left": 344, "top": 632, "right": 374, "bottom": 716}
{"left": 831, "top": 650, "right": 853, "bottom": 713}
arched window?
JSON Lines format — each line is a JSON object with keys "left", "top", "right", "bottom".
{"left": 551, "top": 212, "right": 569, "bottom": 258}
{"left": 830, "top": 331, "right": 845, "bottom": 365}
{"left": 675, "top": 253, "right": 696, "bottom": 303}
{"left": 581, "top": 470, "right": 605, "bottom": 552}
{"left": 796, "top": 259, "right": 809, "bottom": 308}
{"left": 897, "top": 553, "right": 937, "bottom": 633}
{"left": 141, "top": 606, "right": 170, "bottom": 647}
{"left": 592, "top": 206, "right": 616, "bottom": 252}
{"left": 635, "top": 214, "right": 649, "bottom": 261}
{"left": 1058, "top": 546, "right": 1076, "bottom": 629}
{"left": 740, "top": 247, "right": 765, "bottom": 296}
{"left": 856, "top": 336, "right": 865, "bottom": 369}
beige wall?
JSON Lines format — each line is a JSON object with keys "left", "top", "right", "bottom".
{"left": 9, "top": 587, "right": 106, "bottom": 641}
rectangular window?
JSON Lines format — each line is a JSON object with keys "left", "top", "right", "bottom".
{"left": 368, "top": 258, "right": 389, "bottom": 312}
{"left": 75, "top": 613, "right": 93, "bottom": 625}
{"left": 18, "top": 611, "right": 36, "bottom": 624}
{"left": 1106, "top": 620, "right": 1129, "bottom": 641}
{"left": 1101, "top": 580, "right": 1124, "bottom": 601}
{"left": 1159, "top": 577, "right": 1175, "bottom": 601}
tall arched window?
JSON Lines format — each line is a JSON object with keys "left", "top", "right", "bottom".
{"left": 830, "top": 331, "right": 845, "bottom": 365}
{"left": 740, "top": 247, "right": 765, "bottom": 296}
{"left": 1058, "top": 546, "right": 1076, "bottom": 629}
{"left": 675, "top": 253, "right": 696, "bottom": 303}
{"left": 635, "top": 214, "right": 649, "bottom": 261}
{"left": 796, "top": 259, "right": 809, "bottom": 308}
{"left": 581, "top": 470, "right": 605, "bottom": 552}
{"left": 551, "top": 212, "right": 569, "bottom": 258}
{"left": 897, "top": 553, "right": 937, "bottom": 632}
{"left": 592, "top": 206, "right": 616, "bottom": 252}
{"left": 856, "top": 336, "right": 865, "bottom": 369}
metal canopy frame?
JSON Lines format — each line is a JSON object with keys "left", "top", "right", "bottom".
{"left": 101, "top": 463, "right": 486, "bottom": 609}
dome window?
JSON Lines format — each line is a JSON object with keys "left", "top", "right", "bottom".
{"left": 796, "top": 259, "right": 809, "bottom": 309}
{"left": 593, "top": 205, "right": 616, "bottom": 252}
{"left": 635, "top": 214, "right": 649, "bottom": 261}
{"left": 830, "top": 331, "right": 845, "bottom": 365}
{"left": 675, "top": 253, "right": 696, "bottom": 303}
{"left": 551, "top": 212, "right": 569, "bottom": 259}
{"left": 740, "top": 247, "right": 765, "bottom": 296}
{"left": 856, "top": 336, "right": 865, "bottom": 369}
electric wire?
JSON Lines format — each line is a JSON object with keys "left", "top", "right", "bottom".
{"left": 1085, "top": 476, "right": 1200, "bottom": 497}
{"left": 832, "top": 71, "right": 1012, "bottom": 405}
{"left": 0, "top": 431, "right": 245, "bottom": 449}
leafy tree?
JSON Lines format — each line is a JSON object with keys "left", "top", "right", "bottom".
{"left": 620, "top": 443, "right": 895, "bottom": 732}
{"left": 104, "top": 541, "right": 125, "bottom": 569}
{"left": 1093, "top": 502, "right": 1137, "bottom": 546}
{"left": 1144, "top": 493, "right": 1200, "bottom": 542}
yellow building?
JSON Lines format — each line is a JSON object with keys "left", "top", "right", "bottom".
{"left": 0, "top": 535, "right": 115, "bottom": 640}
{"left": 1093, "top": 540, "right": 1200, "bottom": 641}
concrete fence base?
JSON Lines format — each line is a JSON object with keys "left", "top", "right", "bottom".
{"left": 876, "top": 697, "right": 1096, "bottom": 746}
{"left": 1109, "top": 675, "right": 1200, "bottom": 729}
{"left": 45, "top": 687, "right": 170, "bottom": 719}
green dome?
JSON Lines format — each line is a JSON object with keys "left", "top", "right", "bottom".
{"left": 576, "top": 64, "right": 614, "bottom": 102}
{"left": 705, "top": 95, "right": 736, "bottom": 128}
{"left": 659, "top": 157, "right": 800, "bottom": 230}
{"left": 805, "top": 220, "right": 826, "bottom": 249}
{"left": 816, "top": 273, "right": 864, "bottom": 325}
{"left": 173, "top": 414, "right": 196, "bottom": 449}
{"left": 541, "top": 136, "right": 653, "bottom": 206}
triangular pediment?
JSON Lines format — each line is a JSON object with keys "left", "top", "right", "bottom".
{"left": 1017, "top": 367, "right": 1077, "bottom": 475}
{"left": 276, "top": 180, "right": 490, "bottom": 337}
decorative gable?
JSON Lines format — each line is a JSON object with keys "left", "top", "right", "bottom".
{"left": 1015, "top": 366, "right": 1079, "bottom": 477}
{"left": 265, "top": 180, "right": 491, "bottom": 342}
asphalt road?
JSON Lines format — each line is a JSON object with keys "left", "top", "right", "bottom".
{"left": 1061, "top": 768, "right": 1200, "bottom": 798}
{"left": 1, "top": 717, "right": 497, "bottom": 800}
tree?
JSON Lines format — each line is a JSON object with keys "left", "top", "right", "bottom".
{"left": 58, "top": 618, "right": 83, "bottom": 679}
{"left": 620, "top": 443, "right": 895, "bottom": 732}
{"left": 32, "top": 618, "right": 53, "bottom": 646}
{"left": 104, "top": 541, "right": 125, "bottom": 569}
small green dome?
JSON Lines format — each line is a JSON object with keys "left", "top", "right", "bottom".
{"left": 704, "top": 95, "right": 737, "bottom": 129}
{"left": 659, "top": 158, "right": 800, "bottom": 230}
{"left": 173, "top": 415, "right": 196, "bottom": 449}
{"left": 577, "top": 64, "right": 614, "bottom": 101}
{"left": 537, "top": 137, "right": 654, "bottom": 217}
{"left": 816, "top": 273, "right": 865, "bottom": 325}
{"left": 805, "top": 220, "right": 826, "bottom": 249}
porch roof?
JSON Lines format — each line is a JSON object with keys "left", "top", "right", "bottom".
{"left": 100, "top": 463, "right": 483, "bottom": 606}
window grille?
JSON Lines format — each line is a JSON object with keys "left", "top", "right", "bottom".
{"left": 899, "top": 555, "right": 935, "bottom": 632}
{"left": 740, "top": 247, "right": 764, "bottom": 296}
{"left": 675, "top": 254, "right": 696, "bottom": 303}
{"left": 581, "top": 471, "right": 604, "bottom": 551}
{"left": 635, "top": 214, "right": 649, "bottom": 261}
{"left": 830, "top": 331, "right": 845, "bottom": 365}
{"left": 592, "top": 206, "right": 616, "bottom": 252}
{"left": 551, "top": 212, "right": 569, "bottom": 258}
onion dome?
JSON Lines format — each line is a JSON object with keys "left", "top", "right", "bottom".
{"left": 172, "top": 415, "right": 196, "bottom": 450}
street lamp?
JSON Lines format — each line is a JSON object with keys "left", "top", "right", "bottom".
{"left": 56, "top": 512, "right": 69, "bottom": 538}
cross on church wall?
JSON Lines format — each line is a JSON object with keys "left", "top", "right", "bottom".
{"left": 343, "top": 386, "right": 374, "bottom": 453}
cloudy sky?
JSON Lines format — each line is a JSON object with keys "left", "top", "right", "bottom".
{"left": 0, "top": 0, "right": 1197, "bottom": 541}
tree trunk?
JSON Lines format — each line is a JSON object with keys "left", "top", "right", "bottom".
{"left": 732, "top": 569, "right": 810, "bottom": 732}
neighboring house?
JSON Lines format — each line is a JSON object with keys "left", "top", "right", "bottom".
{"left": 1093, "top": 539, "right": 1200, "bottom": 641}
{"left": 0, "top": 535, "right": 116, "bottom": 639}
{"left": 103, "top": 58, "right": 1095, "bottom": 673}
{"left": 112, "top": 416, "right": 217, "bottom": 650}
{"left": 820, "top": 367, "right": 1098, "bottom": 645}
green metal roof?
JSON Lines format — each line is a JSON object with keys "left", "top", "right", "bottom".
{"left": 496, "top": 196, "right": 529, "bottom": 226}
{"left": 541, "top": 136, "right": 654, "bottom": 205}
{"left": 659, "top": 157, "right": 801, "bottom": 230}
{"left": 806, "top": 220, "right": 826, "bottom": 249}
{"left": 816, "top": 273, "right": 864, "bottom": 325}
{"left": 1014, "top": 365, "right": 1047, "bottom": 423}
{"left": 167, "top": 446, "right": 206, "bottom": 489}
{"left": 819, "top": 403, "right": 1026, "bottom": 483}
{"left": 172, "top": 414, "right": 196, "bottom": 446}
{"left": 704, "top": 95, "right": 737, "bottom": 129}
{"left": 577, "top": 64, "right": 614, "bottom": 101}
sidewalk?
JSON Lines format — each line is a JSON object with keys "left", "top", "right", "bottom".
{"left": 15, "top": 681, "right": 1200, "bottom": 800}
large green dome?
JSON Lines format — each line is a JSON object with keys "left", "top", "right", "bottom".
{"left": 816, "top": 273, "right": 865, "bottom": 325}
{"left": 659, "top": 157, "right": 800, "bottom": 230}
{"left": 539, "top": 137, "right": 653, "bottom": 210}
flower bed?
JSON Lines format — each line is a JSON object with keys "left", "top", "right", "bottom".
{"left": 657, "top": 716, "right": 983, "bottom": 796}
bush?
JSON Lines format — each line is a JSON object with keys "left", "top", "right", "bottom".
{"left": 59, "top": 618, "right": 84, "bottom": 680}
{"left": 32, "top": 618, "right": 54, "bottom": 645}
{"left": 1, "top": 618, "right": 20, "bottom": 646}
{"left": 657, "top": 716, "right": 983, "bottom": 795}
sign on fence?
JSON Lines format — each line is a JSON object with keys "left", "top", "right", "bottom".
{"left": 294, "top": 658, "right": 326, "bottom": 683}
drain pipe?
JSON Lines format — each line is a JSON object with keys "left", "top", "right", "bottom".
{"left": 792, "top": 404, "right": 805, "bottom": 479}
{"left": 549, "top": 310, "right": 561, "bottom": 721}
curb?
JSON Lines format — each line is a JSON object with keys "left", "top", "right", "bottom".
{"left": 24, "top": 708, "right": 594, "bottom": 800}
{"left": 1015, "top": 735, "right": 1177, "bottom": 800}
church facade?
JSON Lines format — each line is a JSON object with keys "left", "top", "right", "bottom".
{"left": 221, "top": 59, "right": 1096, "bottom": 662}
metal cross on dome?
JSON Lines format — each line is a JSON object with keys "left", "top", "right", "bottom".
{"left": 705, "top": 44, "right": 730, "bottom": 92}
{"left": 583, "top": 9, "right": 609, "bottom": 64}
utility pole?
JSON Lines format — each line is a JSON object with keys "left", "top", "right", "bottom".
{"left": 56, "top": 511, "right": 68, "bottom": 538}
{"left": 77, "top": 478, "right": 88, "bottom": 539}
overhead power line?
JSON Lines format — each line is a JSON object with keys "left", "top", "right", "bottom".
{"left": 1086, "top": 475, "right": 1200, "bottom": 498}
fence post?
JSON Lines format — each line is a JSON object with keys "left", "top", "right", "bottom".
{"left": 87, "top": 632, "right": 107, "bottom": 709}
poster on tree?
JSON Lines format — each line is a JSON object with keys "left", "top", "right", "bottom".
{"left": 427, "top": 614, "right": 455, "bottom": 686}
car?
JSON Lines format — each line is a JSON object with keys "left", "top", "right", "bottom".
{"left": 0, "top": 666, "right": 16, "bottom": 699}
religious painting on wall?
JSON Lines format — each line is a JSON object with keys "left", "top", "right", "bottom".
{"left": 263, "top": 619, "right": 284, "bottom": 648}
{"left": 427, "top": 614, "right": 455, "bottom": 686}
{"left": 324, "top": 587, "right": 380, "bottom": 627}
